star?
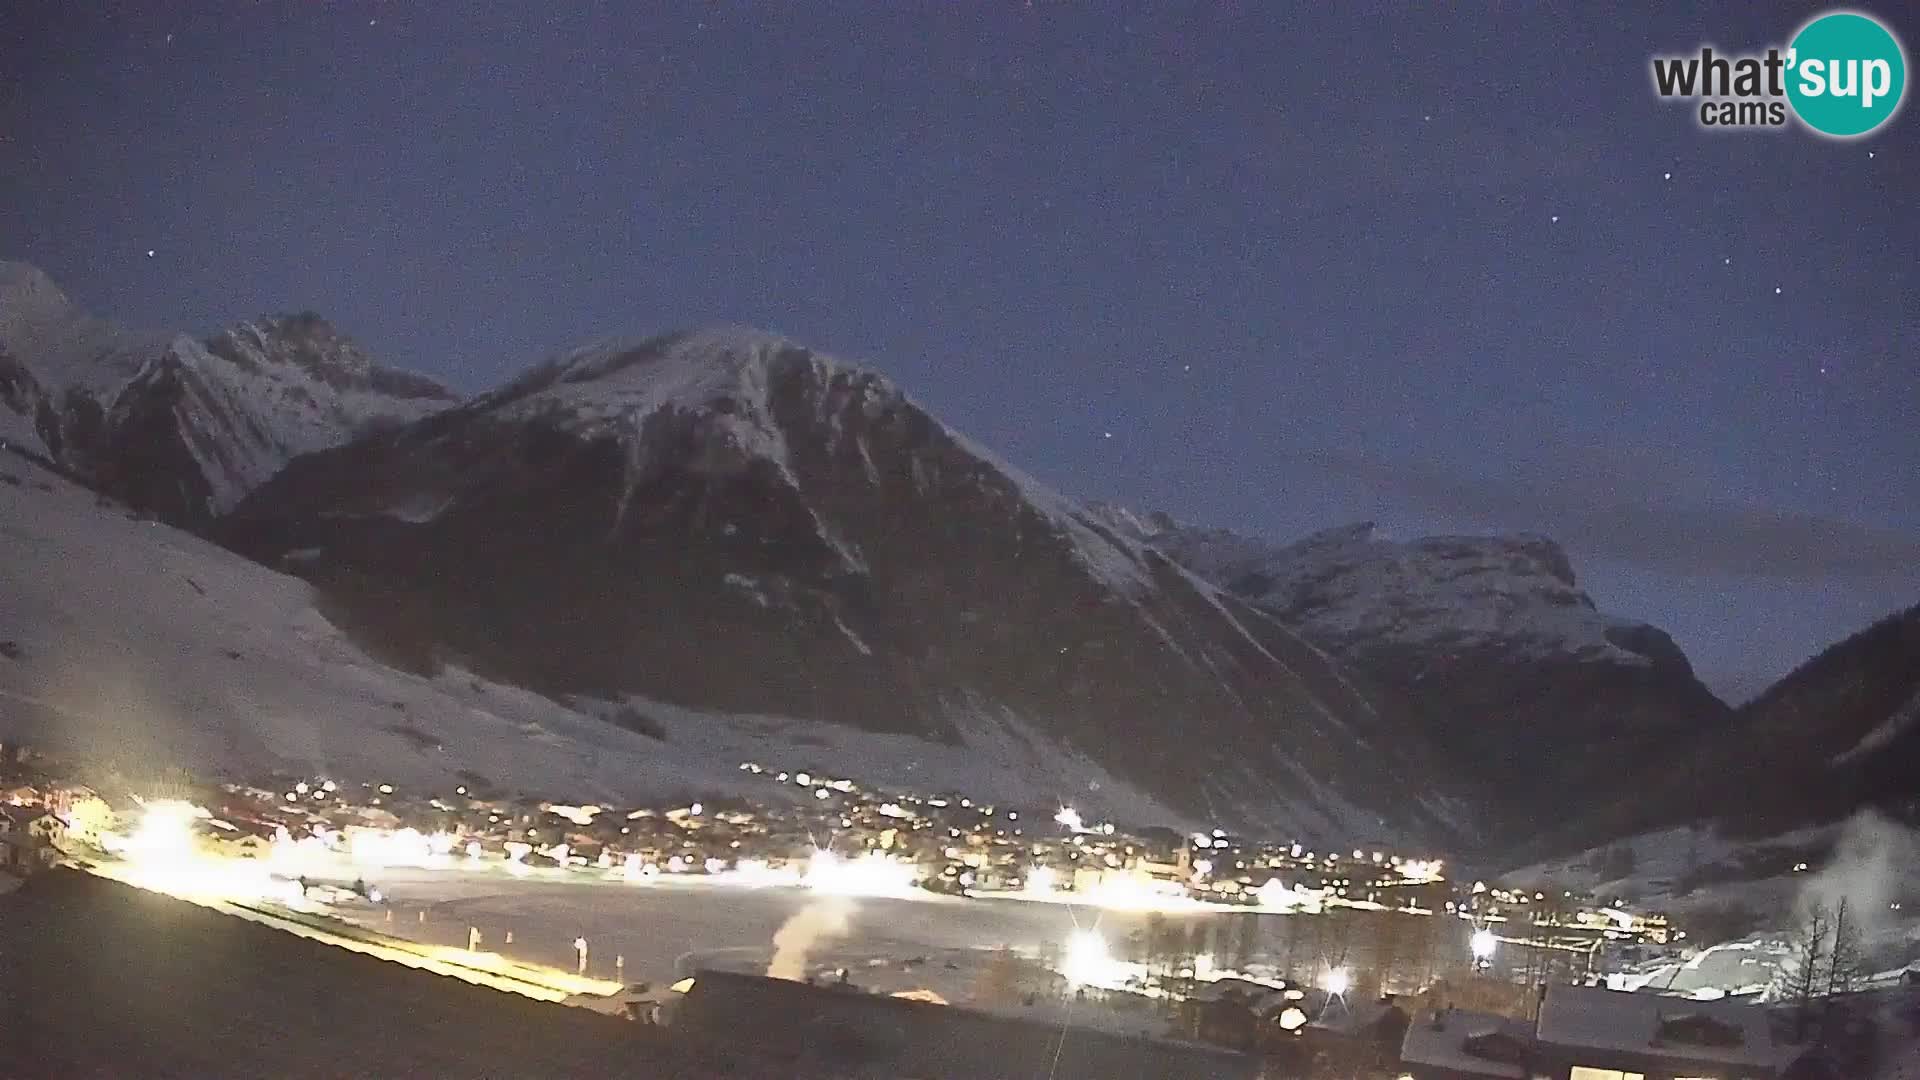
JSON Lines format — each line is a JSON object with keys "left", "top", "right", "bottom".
{"left": 1868, "top": 151, "right": 1876, "bottom": 159}
{"left": 1723, "top": 257, "right": 1731, "bottom": 266}
{"left": 1774, "top": 286, "right": 1782, "bottom": 295}
{"left": 1663, "top": 172, "right": 1673, "bottom": 180}
{"left": 145, "top": 249, "right": 155, "bottom": 258}
{"left": 1550, "top": 215, "right": 1559, "bottom": 223}
{"left": 1102, "top": 431, "right": 1113, "bottom": 439}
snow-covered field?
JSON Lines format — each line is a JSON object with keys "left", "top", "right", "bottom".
{"left": 330, "top": 864, "right": 1164, "bottom": 992}
{"left": 0, "top": 454, "right": 1184, "bottom": 824}
{"left": 1510, "top": 822, "right": 1832, "bottom": 913}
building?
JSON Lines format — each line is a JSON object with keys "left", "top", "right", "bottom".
{"left": 671, "top": 969, "right": 1263, "bottom": 1079}
{"left": 1532, "top": 984, "right": 1805, "bottom": 1079}
{"left": 1400, "top": 1006, "right": 1532, "bottom": 1080}
{"left": 0, "top": 806, "right": 65, "bottom": 875}
{"left": 1304, "top": 994, "right": 1411, "bottom": 1073}
{"left": 209, "top": 830, "right": 275, "bottom": 860}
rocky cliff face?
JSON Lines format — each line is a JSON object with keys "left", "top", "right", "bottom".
{"left": 1094, "top": 510, "right": 1729, "bottom": 831}
{"left": 0, "top": 263, "right": 456, "bottom": 527}
{"left": 1579, "top": 603, "right": 1920, "bottom": 849}
{"left": 222, "top": 329, "right": 1473, "bottom": 841}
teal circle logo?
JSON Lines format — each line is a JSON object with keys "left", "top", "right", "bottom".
{"left": 1786, "top": 11, "right": 1907, "bottom": 137}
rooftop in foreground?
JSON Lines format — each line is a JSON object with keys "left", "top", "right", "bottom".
{"left": 0, "top": 869, "right": 776, "bottom": 1078}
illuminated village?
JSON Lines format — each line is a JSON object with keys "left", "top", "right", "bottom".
{"left": 8, "top": 737, "right": 1821, "bottom": 1080}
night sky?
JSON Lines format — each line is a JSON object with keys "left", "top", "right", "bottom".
{"left": 4, "top": 2, "right": 1916, "bottom": 699}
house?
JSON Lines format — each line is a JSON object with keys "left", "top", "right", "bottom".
{"left": 210, "top": 830, "right": 275, "bottom": 860}
{"left": 53, "top": 790, "right": 115, "bottom": 846}
{"left": 1400, "top": 1006, "right": 1532, "bottom": 1080}
{"left": 1533, "top": 984, "right": 1805, "bottom": 1079}
{"left": 0, "top": 805, "right": 67, "bottom": 847}
{"left": 1305, "top": 994, "right": 1411, "bottom": 1071}
{"left": 0, "top": 807, "right": 64, "bottom": 875}
{"left": 0, "top": 782, "right": 43, "bottom": 805}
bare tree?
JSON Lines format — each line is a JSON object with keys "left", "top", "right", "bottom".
{"left": 1187, "top": 921, "right": 1213, "bottom": 974}
{"left": 1228, "top": 910, "right": 1260, "bottom": 973}
{"left": 1782, "top": 902, "right": 1833, "bottom": 1040}
{"left": 975, "top": 946, "right": 1022, "bottom": 1006}
{"left": 1824, "top": 897, "right": 1864, "bottom": 999}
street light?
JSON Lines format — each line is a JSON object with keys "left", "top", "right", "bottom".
{"left": 1322, "top": 966, "right": 1350, "bottom": 997}
{"left": 1471, "top": 928, "right": 1498, "bottom": 965}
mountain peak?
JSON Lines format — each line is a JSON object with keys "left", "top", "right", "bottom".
{"left": 539, "top": 326, "right": 841, "bottom": 393}
{"left": 203, "top": 312, "right": 453, "bottom": 402}
{"left": 0, "top": 261, "right": 70, "bottom": 318}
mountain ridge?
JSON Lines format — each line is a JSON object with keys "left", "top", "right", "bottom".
{"left": 1092, "top": 506, "right": 1731, "bottom": 836}
{"left": 221, "top": 328, "right": 1473, "bottom": 841}
{"left": 0, "top": 262, "right": 458, "bottom": 525}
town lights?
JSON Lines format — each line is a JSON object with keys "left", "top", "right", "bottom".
{"left": 802, "top": 850, "right": 919, "bottom": 898}
{"left": 1054, "top": 807, "right": 1084, "bottom": 833}
{"left": 1471, "top": 929, "right": 1498, "bottom": 962}
{"left": 127, "top": 801, "right": 202, "bottom": 860}
{"left": 1024, "top": 865, "right": 1058, "bottom": 896}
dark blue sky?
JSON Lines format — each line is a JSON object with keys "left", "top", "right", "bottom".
{"left": 4, "top": 1, "right": 1916, "bottom": 698}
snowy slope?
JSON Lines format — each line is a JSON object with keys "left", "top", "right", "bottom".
{"left": 0, "top": 262, "right": 164, "bottom": 395}
{"left": 0, "top": 263, "right": 456, "bottom": 527}
{"left": 225, "top": 328, "right": 1473, "bottom": 843}
{"left": 0, "top": 450, "right": 1190, "bottom": 822}
{"left": 1098, "top": 515, "right": 1683, "bottom": 668}
{"left": 1092, "top": 509, "right": 1729, "bottom": 836}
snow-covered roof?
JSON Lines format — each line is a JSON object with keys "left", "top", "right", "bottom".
{"left": 1398, "top": 1009, "right": 1529, "bottom": 1079}
{"left": 1534, "top": 985, "right": 1797, "bottom": 1070}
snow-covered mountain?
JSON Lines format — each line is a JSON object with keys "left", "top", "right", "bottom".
{"left": 1552, "top": 602, "right": 1920, "bottom": 857}
{"left": 1092, "top": 510, "right": 1729, "bottom": 832}
{"left": 221, "top": 328, "right": 1473, "bottom": 841}
{"left": 1, "top": 450, "right": 1182, "bottom": 817}
{"left": 0, "top": 263, "right": 455, "bottom": 526}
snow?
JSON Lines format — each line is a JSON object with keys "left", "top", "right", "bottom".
{"left": 380, "top": 492, "right": 455, "bottom": 524}
{"left": 1, "top": 270, "right": 456, "bottom": 517}
{"left": 583, "top": 696, "right": 1196, "bottom": 832}
{"left": 1103, "top": 513, "right": 1652, "bottom": 666}
{"left": 0, "top": 405, "right": 45, "bottom": 458}
{"left": 1510, "top": 821, "right": 1838, "bottom": 915}
{"left": 0, "top": 456, "right": 1194, "bottom": 827}
{"left": 1398, "top": 1009, "right": 1529, "bottom": 1079}
{"left": 146, "top": 326, "right": 452, "bottom": 514}
{"left": 829, "top": 610, "right": 873, "bottom": 656}
{"left": 1835, "top": 687, "right": 1920, "bottom": 765}
{"left": 481, "top": 328, "right": 1153, "bottom": 597}
{"left": 943, "top": 431, "right": 1152, "bottom": 596}
{"left": 0, "top": 261, "right": 166, "bottom": 394}
{"left": 1536, "top": 985, "right": 1797, "bottom": 1071}
{"left": 498, "top": 329, "right": 809, "bottom": 483}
